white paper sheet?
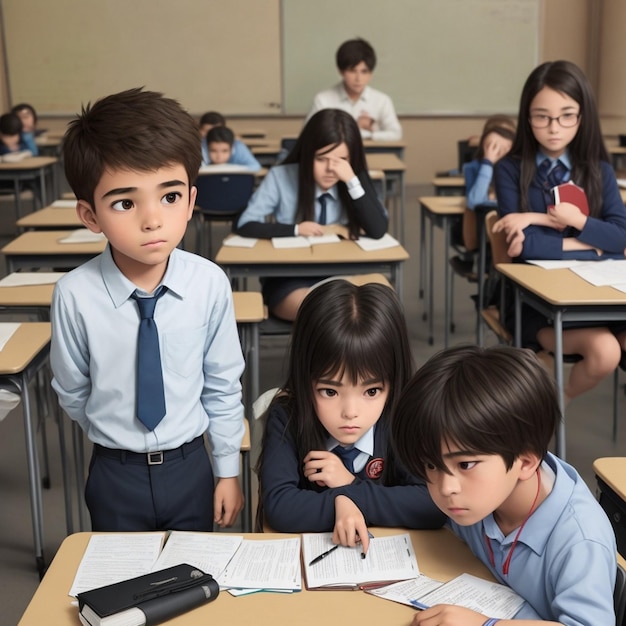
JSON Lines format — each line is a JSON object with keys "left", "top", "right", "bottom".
{"left": 526, "top": 260, "right": 585, "bottom": 269}
{"left": 218, "top": 538, "right": 302, "bottom": 591}
{"left": 271, "top": 236, "right": 311, "bottom": 249}
{"left": 68, "top": 534, "right": 166, "bottom": 597}
{"left": 617, "top": 178, "right": 626, "bottom": 189}
{"left": 354, "top": 233, "right": 400, "bottom": 251}
{"left": 58, "top": 229, "right": 107, "bottom": 244}
{"left": 0, "top": 322, "right": 20, "bottom": 351}
{"left": 151, "top": 531, "right": 243, "bottom": 580}
{"left": 51, "top": 199, "right": 78, "bottom": 208}
{"left": 222, "top": 235, "right": 258, "bottom": 248}
{"left": 569, "top": 259, "right": 626, "bottom": 287}
{"left": 0, "top": 272, "right": 65, "bottom": 287}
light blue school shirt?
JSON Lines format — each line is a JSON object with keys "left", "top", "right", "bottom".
{"left": 201, "top": 137, "right": 261, "bottom": 170}
{"left": 448, "top": 452, "right": 616, "bottom": 624}
{"left": 237, "top": 163, "right": 346, "bottom": 230}
{"left": 50, "top": 245, "right": 245, "bottom": 477}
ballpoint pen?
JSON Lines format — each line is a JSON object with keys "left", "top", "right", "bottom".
{"left": 308, "top": 544, "right": 339, "bottom": 566}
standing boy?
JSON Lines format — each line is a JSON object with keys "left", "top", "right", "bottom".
{"left": 306, "top": 38, "right": 402, "bottom": 141}
{"left": 392, "top": 345, "right": 616, "bottom": 625}
{"left": 51, "top": 88, "right": 245, "bottom": 532}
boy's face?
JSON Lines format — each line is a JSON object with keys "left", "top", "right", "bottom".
{"left": 0, "top": 132, "right": 20, "bottom": 150}
{"left": 77, "top": 164, "right": 196, "bottom": 291}
{"left": 16, "top": 109, "right": 35, "bottom": 133}
{"left": 340, "top": 61, "right": 372, "bottom": 99}
{"left": 312, "top": 371, "right": 388, "bottom": 446}
{"left": 208, "top": 141, "right": 232, "bottom": 165}
{"left": 424, "top": 443, "right": 530, "bottom": 527}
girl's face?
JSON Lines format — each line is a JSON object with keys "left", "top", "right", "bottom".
{"left": 15, "top": 109, "right": 35, "bottom": 133}
{"left": 313, "top": 142, "right": 349, "bottom": 191}
{"left": 529, "top": 86, "right": 581, "bottom": 159}
{"left": 312, "top": 370, "right": 388, "bottom": 445}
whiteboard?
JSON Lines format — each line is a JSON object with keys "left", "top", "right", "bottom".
{"left": 1, "top": 0, "right": 282, "bottom": 115}
{"left": 282, "top": 0, "right": 540, "bottom": 115}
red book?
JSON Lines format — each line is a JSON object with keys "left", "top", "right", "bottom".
{"left": 551, "top": 181, "right": 589, "bottom": 216}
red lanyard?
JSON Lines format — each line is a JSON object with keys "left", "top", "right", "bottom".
{"left": 484, "top": 468, "right": 542, "bottom": 576}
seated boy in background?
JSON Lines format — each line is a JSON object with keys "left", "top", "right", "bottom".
{"left": 0, "top": 112, "right": 37, "bottom": 156}
{"left": 51, "top": 88, "right": 245, "bottom": 532}
{"left": 392, "top": 345, "right": 616, "bottom": 625}
{"left": 199, "top": 111, "right": 261, "bottom": 170}
{"left": 306, "top": 38, "right": 402, "bottom": 141}
{"left": 203, "top": 126, "right": 257, "bottom": 172}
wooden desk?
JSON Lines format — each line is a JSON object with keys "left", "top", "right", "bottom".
{"left": 367, "top": 153, "right": 406, "bottom": 242}
{"left": 16, "top": 207, "right": 81, "bottom": 231}
{"left": 363, "top": 139, "right": 406, "bottom": 159}
{"left": 0, "top": 323, "right": 54, "bottom": 577}
{"left": 215, "top": 237, "right": 409, "bottom": 300}
{"left": 250, "top": 142, "right": 282, "bottom": 167}
{"left": 594, "top": 457, "right": 626, "bottom": 558}
{"left": 18, "top": 528, "right": 494, "bottom": 625}
{"left": 497, "top": 263, "right": 626, "bottom": 459}
{"left": 609, "top": 145, "right": 626, "bottom": 171}
{"left": 418, "top": 196, "right": 465, "bottom": 347}
{"left": 432, "top": 176, "right": 466, "bottom": 196}
{"left": 1, "top": 230, "right": 107, "bottom": 272}
{"left": 0, "top": 156, "right": 58, "bottom": 218}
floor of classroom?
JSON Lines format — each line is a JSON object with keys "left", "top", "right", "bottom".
{"left": 3, "top": 185, "right": 626, "bottom": 624}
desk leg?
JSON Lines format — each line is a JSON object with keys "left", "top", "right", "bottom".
{"left": 428, "top": 216, "right": 435, "bottom": 345}
{"left": 419, "top": 203, "right": 426, "bottom": 302}
{"left": 476, "top": 211, "right": 487, "bottom": 346}
{"left": 514, "top": 286, "right": 521, "bottom": 347}
{"left": 38, "top": 169, "right": 47, "bottom": 209}
{"left": 21, "top": 370, "right": 45, "bottom": 577}
{"left": 13, "top": 178, "right": 22, "bottom": 220}
{"left": 72, "top": 421, "right": 88, "bottom": 531}
{"left": 554, "top": 311, "right": 566, "bottom": 460}
{"left": 241, "top": 422, "right": 251, "bottom": 533}
{"left": 399, "top": 172, "right": 405, "bottom": 245}
{"left": 55, "top": 403, "right": 74, "bottom": 535}
{"left": 444, "top": 218, "right": 451, "bottom": 348}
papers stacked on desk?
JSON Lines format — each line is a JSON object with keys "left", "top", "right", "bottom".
{"left": 527, "top": 259, "right": 626, "bottom": 293}
{"left": 355, "top": 233, "right": 401, "bottom": 251}
{"left": 271, "top": 234, "right": 341, "bottom": 248}
{"left": 367, "top": 573, "right": 524, "bottom": 620}
{"left": 0, "top": 272, "right": 65, "bottom": 286}
{"left": 51, "top": 199, "right": 78, "bottom": 208}
{"left": 58, "top": 229, "right": 107, "bottom": 244}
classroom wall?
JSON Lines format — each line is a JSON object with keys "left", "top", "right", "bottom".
{"left": 2, "top": 0, "right": 622, "bottom": 187}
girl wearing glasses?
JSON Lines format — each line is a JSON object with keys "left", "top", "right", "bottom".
{"left": 493, "top": 60, "right": 626, "bottom": 405}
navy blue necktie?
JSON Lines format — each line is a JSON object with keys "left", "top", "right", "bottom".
{"left": 332, "top": 445, "right": 361, "bottom": 473}
{"left": 538, "top": 158, "right": 567, "bottom": 204}
{"left": 132, "top": 287, "right": 167, "bottom": 431}
{"left": 547, "top": 160, "right": 567, "bottom": 188}
{"left": 318, "top": 193, "right": 331, "bottom": 225}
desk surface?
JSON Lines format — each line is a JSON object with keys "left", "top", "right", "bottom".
{"left": 215, "top": 237, "right": 409, "bottom": 266}
{"left": 594, "top": 457, "right": 626, "bottom": 501}
{"left": 496, "top": 263, "right": 626, "bottom": 306}
{"left": 0, "top": 322, "right": 50, "bottom": 374}
{"left": 18, "top": 528, "right": 493, "bottom": 626}
{"left": 432, "top": 175, "right": 465, "bottom": 188}
{"left": 366, "top": 153, "right": 406, "bottom": 172}
{"left": 419, "top": 195, "right": 466, "bottom": 215}
{"left": 0, "top": 282, "right": 56, "bottom": 307}
{"left": 1, "top": 230, "right": 107, "bottom": 256}
{"left": 0, "top": 156, "right": 57, "bottom": 170}
{"left": 17, "top": 207, "right": 81, "bottom": 229}
{"left": 231, "top": 291, "right": 265, "bottom": 323}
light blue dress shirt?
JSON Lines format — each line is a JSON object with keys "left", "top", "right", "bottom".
{"left": 50, "top": 246, "right": 245, "bottom": 477}
{"left": 201, "top": 137, "right": 261, "bottom": 170}
{"left": 237, "top": 163, "right": 347, "bottom": 230}
{"left": 448, "top": 452, "right": 616, "bottom": 624}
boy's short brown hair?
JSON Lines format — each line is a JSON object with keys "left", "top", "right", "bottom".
{"left": 391, "top": 345, "right": 561, "bottom": 480}
{"left": 63, "top": 88, "right": 201, "bottom": 208}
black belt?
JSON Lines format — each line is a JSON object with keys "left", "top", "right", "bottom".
{"left": 94, "top": 435, "right": 204, "bottom": 466}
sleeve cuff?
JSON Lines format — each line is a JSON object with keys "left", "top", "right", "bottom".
{"left": 346, "top": 176, "right": 365, "bottom": 199}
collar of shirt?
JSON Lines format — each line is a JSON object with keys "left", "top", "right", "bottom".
{"left": 315, "top": 184, "right": 339, "bottom": 201}
{"left": 100, "top": 244, "right": 186, "bottom": 307}
{"left": 536, "top": 150, "right": 572, "bottom": 172}
{"left": 338, "top": 82, "right": 371, "bottom": 104}
{"left": 326, "top": 424, "right": 375, "bottom": 455}
{"left": 482, "top": 452, "right": 573, "bottom": 555}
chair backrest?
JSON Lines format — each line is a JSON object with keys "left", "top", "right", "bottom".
{"left": 194, "top": 172, "right": 255, "bottom": 215}
{"left": 457, "top": 139, "right": 476, "bottom": 173}
{"left": 485, "top": 210, "right": 511, "bottom": 265}
{"left": 615, "top": 561, "right": 626, "bottom": 626}
{"left": 281, "top": 137, "right": 297, "bottom": 153}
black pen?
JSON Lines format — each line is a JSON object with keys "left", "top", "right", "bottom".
{"left": 308, "top": 544, "right": 339, "bottom": 566}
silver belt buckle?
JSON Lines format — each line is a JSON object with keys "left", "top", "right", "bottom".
{"left": 147, "top": 451, "right": 164, "bottom": 465}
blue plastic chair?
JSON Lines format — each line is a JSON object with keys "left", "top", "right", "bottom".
{"left": 193, "top": 171, "right": 255, "bottom": 258}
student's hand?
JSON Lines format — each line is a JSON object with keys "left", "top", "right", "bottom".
{"left": 493, "top": 212, "right": 535, "bottom": 235}
{"left": 303, "top": 450, "right": 356, "bottom": 488}
{"left": 482, "top": 132, "right": 512, "bottom": 164}
{"left": 412, "top": 604, "right": 488, "bottom": 625}
{"left": 357, "top": 113, "right": 375, "bottom": 131}
{"left": 548, "top": 201, "right": 587, "bottom": 231}
{"left": 326, "top": 155, "right": 357, "bottom": 184}
{"left": 298, "top": 221, "right": 325, "bottom": 237}
{"left": 333, "top": 496, "right": 370, "bottom": 556}
{"left": 213, "top": 477, "right": 244, "bottom": 528}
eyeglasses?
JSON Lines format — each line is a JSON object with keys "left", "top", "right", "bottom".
{"left": 529, "top": 113, "right": 580, "bottom": 129}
